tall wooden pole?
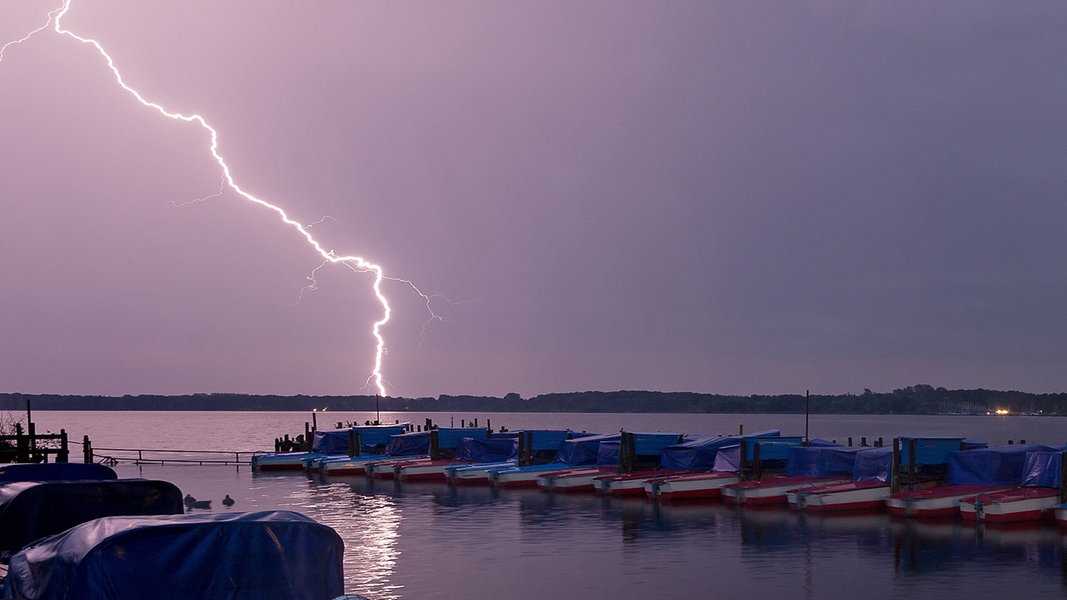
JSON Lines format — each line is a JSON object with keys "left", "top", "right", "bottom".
{"left": 804, "top": 390, "right": 810, "bottom": 443}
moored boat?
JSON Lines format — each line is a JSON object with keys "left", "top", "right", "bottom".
{"left": 397, "top": 433, "right": 517, "bottom": 482}
{"left": 886, "top": 443, "right": 1052, "bottom": 519}
{"left": 252, "top": 423, "right": 411, "bottom": 473}
{"left": 645, "top": 470, "right": 740, "bottom": 501}
{"left": 490, "top": 432, "right": 617, "bottom": 488}
{"left": 958, "top": 450, "right": 1066, "bottom": 523}
{"left": 594, "top": 469, "right": 682, "bottom": 497}
{"left": 789, "top": 447, "right": 893, "bottom": 513}
{"left": 2, "top": 511, "right": 345, "bottom": 600}
{"left": 0, "top": 479, "right": 184, "bottom": 562}
{"left": 724, "top": 475, "right": 850, "bottom": 506}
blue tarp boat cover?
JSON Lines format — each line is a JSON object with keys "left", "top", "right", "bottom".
{"left": 313, "top": 425, "right": 411, "bottom": 455}
{"left": 435, "top": 428, "right": 489, "bottom": 449}
{"left": 1020, "top": 450, "right": 1066, "bottom": 488}
{"left": 0, "top": 479, "right": 183, "bottom": 561}
{"left": 0, "top": 463, "right": 116, "bottom": 482}
{"left": 384, "top": 431, "right": 432, "bottom": 456}
{"left": 713, "top": 446, "right": 741, "bottom": 471}
{"left": 658, "top": 430, "right": 782, "bottom": 471}
{"left": 741, "top": 437, "right": 806, "bottom": 461}
{"left": 2, "top": 511, "right": 344, "bottom": 600}
{"left": 852, "top": 447, "right": 894, "bottom": 482}
{"left": 351, "top": 424, "right": 410, "bottom": 451}
{"left": 946, "top": 444, "right": 1057, "bottom": 485}
{"left": 596, "top": 441, "right": 620, "bottom": 466}
{"left": 311, "top": 429, "right": 351, "bottom": 454}
{"left": 557, "top": 434, "right": 620, "bottom": 466}
{"left": 454, "top": 437, "right": 518, "bottom": 462}
{"left": 785, "top": 446, "right": 858, "bottom": 478}
{"left": 896, "top": 437, "right": 965, "bottom": 466}
{"left": 524, "top": 430, "right": 574, "bottom": 452}
{"left": 628, "top": 432, "right": 684, "bottom": 456}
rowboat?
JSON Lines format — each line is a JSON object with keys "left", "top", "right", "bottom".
{"left": 723, "top": 475, "right": 850, "bottom": 506}
{"left": 0, "top": 479, "right": 184, "bottom": 562}
{"left": 958, "top": 487, "right": 1061, "bottom": 523}
{"left": 488, "top": 433, "right": 619, "bottom": 488}
{"left": 957, "top": 450, "right": 1066, "bottom": 523}
{"left": 887, "top": 484, "right": 1014, "bottom": 519}
{"left": 788, "top": 447, "right": 893, "bottom": 512}
{"left": 789, "top": 479, "right": 891, "bottom": 512}
{"left": 537, "top": 467, "right": 615, "bottom": 493}
{"left": 644, "top": 470, "right": 740, "bottom": 501}
{"left": 3, "top": 511, "right": 345, "bottom": 600}
{"left": 397, "top": 436, "right": 519, "bottom": 481}
{"left": 886, "top": 443, "right": 1052, "bottom": 519}
{"left": 594, "top": 469, "right": 682, "bottom": 497}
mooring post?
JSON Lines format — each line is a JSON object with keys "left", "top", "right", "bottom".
{"left": 83, "top": 435, "right": 92, "bottom": 463}
{"left": 28, "top": 421, "right": 39, "bottom": 463}
{"left": 804, "top": 390, "right": 810, "bottom": 443}
{"left": 57, "top": 429, "right": 69, "bottom": 463}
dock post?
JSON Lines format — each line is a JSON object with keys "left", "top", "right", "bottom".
{"left": 15, "top": 423, "right": 28, "bottom": 463}
{"left": 83, "top": 435, "right": 92, "bottom": 463}
{"left": 57, "top": 429, "right": 69, "bottom": 463}
{"left": 1060, "top": 451, "right": 1067, "bottom": 504}
{"left": 28, "top": 421, "right": 40, "bottom": 463}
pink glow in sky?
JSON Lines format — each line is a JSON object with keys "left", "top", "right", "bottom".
{"left": 1, "top": 1, "right": 1065, "bottom": 399}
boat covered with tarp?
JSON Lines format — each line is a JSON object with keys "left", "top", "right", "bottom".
{"left": 2, "top": 511, "right": 344, "bottom": 600}
{"left": 489, "top": 432, "right": 612, "bottom": 488}
{"left": 887, "top": 443, "right": 1057, "bottom": 519}
{"left": 657, "top": 430, "right": 781, "bottom": 472}
{"left": 447, "top": 430, "right": 574, "bottom": 484}
{"left": 788, "top": 447, "right": 895, "bottom": 512}
{"left": 541, "top": 432, "right": 684, "bottom": 493}
{"left": 0, "top": 463, "right": 117, "bottom": 483}
{"left": 251, "top": 423, "right": 411, "bottom": 472}
{"left": 721, "top": 440, "right": 850, "bottom": 505}
{"left": 959, "top": 449, "right": 1067, "bottom": 523}
{"left": 395, "top": 431, "right": 516, "bottom": 481}
{"left": 0, "top": 479, "right": 184, "bottom": 562}
{"left": 316, "top": 430, "right": 433, "bottom": 476}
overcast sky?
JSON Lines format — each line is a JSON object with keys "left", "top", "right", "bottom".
{"left": 1, "top": 1, "right": 1064, "bottom": 399}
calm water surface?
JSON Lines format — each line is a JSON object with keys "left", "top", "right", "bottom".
{"left": 22, "top": 411, "right": 1067, "bottom": 600}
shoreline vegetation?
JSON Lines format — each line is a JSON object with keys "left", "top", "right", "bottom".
{"left": 1, "top": 385, "right": 1065, "bottom": 416}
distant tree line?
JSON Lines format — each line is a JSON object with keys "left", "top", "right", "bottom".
{"left": 1, "top": 385, "right": 1065, "bottom": 415}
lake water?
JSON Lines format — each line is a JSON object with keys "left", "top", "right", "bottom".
{"left": 20, "top": 411, "right": 1067, "bottom": 599}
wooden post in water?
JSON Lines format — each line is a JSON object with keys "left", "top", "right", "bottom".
{"left": 804, "top": 390, "right": 810, "bottom": 444}
{"left": 83, "top": 435, "right": 93, "bottom": 463}
{"left": 57, "top": 429, "right": 69, "bottom": 463}
{"left": 1060, "top": 451, "right": 1067, "bottom": 504}
{"left": 15, "top": 423, "right": 28, "bottom": 463}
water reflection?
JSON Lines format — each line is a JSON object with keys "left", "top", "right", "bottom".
{"left": 127, "top": 464, "right": 1067, "bottom": 599}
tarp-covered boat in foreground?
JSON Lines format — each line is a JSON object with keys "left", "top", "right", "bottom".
{"left": 0, "top": 479, "right": 184, "bottom": 562}
{"left": 0, "top": 463, "right": 117, "bottom": 483}
{"left": 2, "top": 511, "right": 344, "bottom": 600}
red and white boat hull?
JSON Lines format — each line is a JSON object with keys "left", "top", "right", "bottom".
{"left": 396, "top": 460, "right": 467, "bottom": 482}
{"left": 790, "top": 480, "right": 890, "bottom": 513}
{"left": 644, "top": 472, "right": 739, "bottom": 502}
{"left": 959, "top": 487, "right": 1061, "bottom": 523}
{"left": 723, "top": 476, "right": 849, "bottom": 506}
{"left": 538, "top": 468, "right": 613, "bottom": 493}
{"left": 886, "top": 485, "right": 1012, "bottom": 519}
{"left": 594, "top": 470, "right": 679, "bottom": 497}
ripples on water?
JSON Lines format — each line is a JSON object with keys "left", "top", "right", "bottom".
{"left": 27, "top": 411, "right": 1067, "bottom": 599}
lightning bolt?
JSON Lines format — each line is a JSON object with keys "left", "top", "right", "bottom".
{"left": 2, "top": 0, "right": 445, "bottom": 396}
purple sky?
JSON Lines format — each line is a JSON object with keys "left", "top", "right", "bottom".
{"left": 1, "top": 1, "right": 1065, "bottom": 399}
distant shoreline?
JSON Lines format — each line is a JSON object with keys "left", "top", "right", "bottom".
{"left": 2, "top": 386, "right": 1064, "bottom": 416}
